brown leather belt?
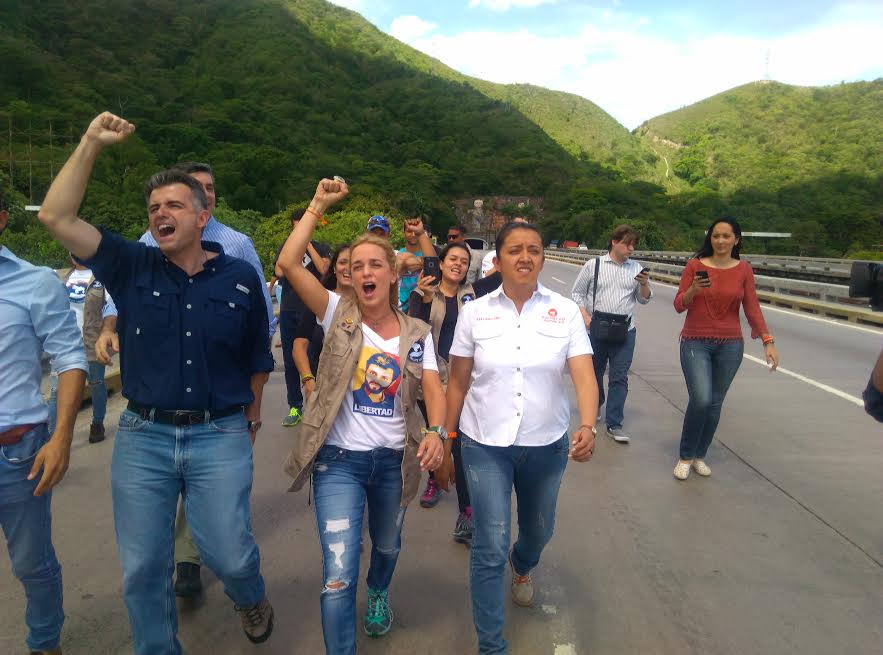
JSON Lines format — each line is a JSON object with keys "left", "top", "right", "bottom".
{"left": 0, "top": 423, "right": 41, "bottom": 446}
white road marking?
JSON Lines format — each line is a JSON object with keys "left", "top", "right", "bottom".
{"left": 743, "top": 354, "right": 864, "bottom": 407}
{"left": 545, "top": 260, "right": 883, "bottom": 335}
{"left": 554, "top": 645, "right": 578, "bottom": 655}
{"left": 551, "top": 276, "right": 566, "bottom": 284}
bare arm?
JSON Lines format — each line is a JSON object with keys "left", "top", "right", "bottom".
{"left": 30, "top": 368, "right": 85, "bottom": 496}
{"left": 416, "top": 369, "right": 446, "bottom": 472}
{"left": 306, "top": 241, "right": 330, "bottom": 276}
{"left": 245, "top": 372, "right": 268, "bottom": 444}
{"left": 567, "top": 353, "right": 599, "bottom": 462}
{"left": 445, "top": 355, "right": 474, "bottom": 432}
{"left": 95, "top": 315, "right": 118, "bottom": 365}
{"left": 293, "top": 337, "right": 316, "bottom": 401}
{"left": 276, "top": 179, "right": 348, "bottom": 321}
{"left": 37, "top": 113, "right": 135, "bottom": 260}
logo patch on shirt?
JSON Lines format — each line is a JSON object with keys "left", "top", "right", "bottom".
{"left": 235, "top": 283, "right": 250, "bottom": 294}
{"left": 542, "top": 307, "right": 565, "bottom": 324}
{"left": 461, "top": 293, "right": 475, "bottom": 303}
{"left": 408, "top": 340, "right": 425, "bottom": 363}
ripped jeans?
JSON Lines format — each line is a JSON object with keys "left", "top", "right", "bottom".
{"left": 312, "top": 445, "right": 406, "bottom": 655}
{"left": 461, "top": 433, "right": 569, "bottom": 655}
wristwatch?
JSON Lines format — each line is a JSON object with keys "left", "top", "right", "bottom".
{"left": 248, "top": 420, "right": 263, "bottom": 433}
{"left": 421, "top": 425, "right": 447, "bottom": 442}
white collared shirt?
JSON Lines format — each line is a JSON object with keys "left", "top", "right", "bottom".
{"left": 570, "top": 253, "right": 652, "bottom": 330}
{"left": 449, "top": 282, "right": 593, "bottom": 447}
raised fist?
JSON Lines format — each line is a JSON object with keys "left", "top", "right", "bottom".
{"left": 84, "top": 112, "right": 135, "bottom": 147}
{"left": 311, "top": 178, "right": 349, "bottom": 214}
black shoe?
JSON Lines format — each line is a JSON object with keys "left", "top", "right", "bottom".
{"left": 174, "top": 562, "right": 203, "bottom": 597}
{"left": 88, "top": 422, "right": 105, "bottom": 443}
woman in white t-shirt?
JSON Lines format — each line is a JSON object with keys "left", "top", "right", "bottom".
{"left": 446, "top": 222, "right": 599, "bottom": 655}
{"left": 278, "top": 179, "right": 446, "bottom": 654}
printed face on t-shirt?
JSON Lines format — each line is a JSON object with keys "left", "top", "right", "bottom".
{"left": 352, "top": 349, "right": 402, "bottom": 417}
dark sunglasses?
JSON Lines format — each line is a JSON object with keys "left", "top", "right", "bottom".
{"left": 446, "top": 233, "right": 460, "bottom": 239}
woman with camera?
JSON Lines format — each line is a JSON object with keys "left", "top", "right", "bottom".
{"left": 278, "top": 178, "right": 447, "bottom": 654}
{"left": 673, "top": 216, "right": 780, "bottom": 480}
{"left": 407, "top": 241, "right": 476, "bottom": 541}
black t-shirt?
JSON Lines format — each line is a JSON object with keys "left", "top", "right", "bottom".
{"left": 473, "top": 271, "right": 502, "bottom": 298}
{"left": 407, "top": 292, "right": 460, "bottom": 362}
{"left": 294, "top": 310, "right": 326, "bottom": 375}
{"left": 275, "top": 241, "right": 331, "bottom": 314}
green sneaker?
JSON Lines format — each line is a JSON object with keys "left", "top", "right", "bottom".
{"left": 281, "top": 407, "right": 302, "bottom": 427}
{"left": 364, "top": 588, "right": 393, "bottom": 637}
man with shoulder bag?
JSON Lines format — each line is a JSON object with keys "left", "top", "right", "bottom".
{"left": 571, "top": 225, "right": 651, "bottom": 443}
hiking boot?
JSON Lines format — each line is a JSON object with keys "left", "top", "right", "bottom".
{"left": 420, "top": 477, "right": 441, "bottom": 508}
{"left": 236, "top": 596, "right": 274, "bottom": 644}
{"left": 88, "top": 422, "right": 105, "bottom": 443}
{"left": 606, "top": 426, "right": 631, "bottom": 444}
{"left": 509, "top": 551, "right": 534, "bottom": 607}
{"left": 364, "top": 588, "right": 393, "bottom": 637}
{"left": 174, "top": 562, "right": 202, "bottom": 597}
{"left": 281, "top": 407, "right": 302, "bottom": 427}
{"left": 452, "top": 507, "right": 473, "bottom": 545}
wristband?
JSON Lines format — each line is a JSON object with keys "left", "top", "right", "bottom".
{"left": 447, "top": 431, "right": 458, "bottom": 440}
{"left": 300, "top": 374, "right": 315, "bottom": 383}
{"left": 305, "top": 206, "right": 327, "bottom": 226}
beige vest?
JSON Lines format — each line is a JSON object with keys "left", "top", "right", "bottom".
{"left": 58, "top": 268, "right": 104, "bottom": 362}
{"left": 283, "top": 295, "right": 432, "bottom": 507}
{"left": 425, "top": 283, "right": 475, "bottom": 387}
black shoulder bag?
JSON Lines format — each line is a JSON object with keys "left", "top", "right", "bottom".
{"left": 588, "top": 257, "right": 630, "bottom": 344}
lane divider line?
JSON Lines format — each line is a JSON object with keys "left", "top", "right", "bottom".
{"left": 742, "top": 353, "right": 864, "bottom": 407}
{"left": 551, "top": 276, "right": 566, "bottom": 284}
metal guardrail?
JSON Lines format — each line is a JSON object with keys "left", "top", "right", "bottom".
{"left": 546, "top": 250, "right": 883, "bottom": 328}
{"left": 546, "top": 248, "right": 853, "bottom": 283}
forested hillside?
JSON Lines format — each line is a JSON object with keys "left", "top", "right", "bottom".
{"left": 0, "top": 0, "right": 879, "bottom": 267}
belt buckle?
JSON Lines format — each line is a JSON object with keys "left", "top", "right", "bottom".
{"left": 172, "top": 410, "right": 195, "bottom": 427}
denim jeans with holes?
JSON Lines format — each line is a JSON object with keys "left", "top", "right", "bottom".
{"left": 312, "top": 445, "right": 406, "bottom": 655}
{"left": 0, "top": 423, "right": 64, "bottom": 652}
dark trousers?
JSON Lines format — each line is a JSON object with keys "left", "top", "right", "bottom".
{"left": 279, "top": 310, "right": 303, "bottom": 410}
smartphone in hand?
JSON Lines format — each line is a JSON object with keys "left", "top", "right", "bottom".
{"left": 423, "top": 257, "right": 441, "bottom": 285}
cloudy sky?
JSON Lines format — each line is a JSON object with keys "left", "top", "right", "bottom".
{"left": 328, "top": 0, "right": 883, "bottom": 129}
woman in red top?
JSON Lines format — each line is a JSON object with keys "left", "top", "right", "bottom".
{"left": 673, "top": 217, "right": 780, "bottom": 480}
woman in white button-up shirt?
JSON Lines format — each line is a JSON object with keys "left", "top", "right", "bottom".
{"left": 446, "top": 222, "right": 599, "bottom": 655}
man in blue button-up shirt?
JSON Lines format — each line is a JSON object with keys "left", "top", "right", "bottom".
{"left": 0, "top": 195, "right": 88, "bottom": 654}
{"left": 37, "top": 112, "right": 277, "bottom": 652}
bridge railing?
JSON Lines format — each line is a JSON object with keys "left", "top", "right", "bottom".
{"left": 545, "top": 249, "right": 883, "bottom": 327}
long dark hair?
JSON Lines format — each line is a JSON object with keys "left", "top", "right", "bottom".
{"left": 438, "top": 242, "right": 471, "bottom": 285}
{"left": 694, "top": 216, "right": 742, "bottom": 259}
{"left": 320, "top": 243, "right": 351, "bottom": 290}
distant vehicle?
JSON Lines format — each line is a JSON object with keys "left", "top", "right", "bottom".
{"left": 550, "top": 240, "right": 560, "bottom": 248}
{"left": 577, "top": 243, "right": 589, "bottom": 251}
{"left": 465, "top": 237, "right": 489, "bottom": 250}
{"left": 562, "top": 240, "right": 579, "bottom": 249}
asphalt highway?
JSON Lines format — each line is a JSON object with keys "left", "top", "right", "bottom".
{"left": 1, "top": 258, "right": 881, "bottom": 654}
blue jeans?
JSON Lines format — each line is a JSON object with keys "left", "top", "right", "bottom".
{"left": 111, "top": 410, "right": 265, "bottom": 655}
{"left": 48, "top": 360, "right": 107, "bottom": 431}
{"left": 679, "top": 339, "right": 744, "bottom": 460}
{"left": 279, "top": 310, "right": 304, "bottom": 410}
{"left": 0, "top": 423, "right": 64, "bottom": 652}
{"left": 461, "top": 434, "right": 570, "bottom": 655}
{"left": 589, "top": 328, "right": 637, "bottom": 429}
{"left": 312, "top": 445, "right": 406, "bottom": 655}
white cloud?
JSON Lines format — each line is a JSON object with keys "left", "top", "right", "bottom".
{"left": 387, "top": 6, "right": 883, "bottom": 128}
{"left": 390, "top": 15, "right": 439, "bottom": 42}
{"left": 468, "top": 0, "right": 559, "bottom": 10}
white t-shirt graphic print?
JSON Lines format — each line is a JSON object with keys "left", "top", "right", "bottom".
{"left": 320, "top": 290, "right": 438, "bottom": 451}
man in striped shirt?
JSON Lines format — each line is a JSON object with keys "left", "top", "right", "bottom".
{"left": 571, "top": 224, "right": 652, "bottom": 443}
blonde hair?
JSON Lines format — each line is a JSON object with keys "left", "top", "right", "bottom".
{"left": 349, "top": 233, "right": 399, "bottom": 311}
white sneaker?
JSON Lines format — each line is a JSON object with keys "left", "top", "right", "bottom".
{"left": 691, "top": 460, "right": 711, "bottom": 477}
{"left": 673, "top": 460, "right": 691, "bottom": 480}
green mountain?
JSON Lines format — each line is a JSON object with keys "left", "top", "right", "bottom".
{"left": 636, "top": 80, "right": 883, "bottom": 193}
